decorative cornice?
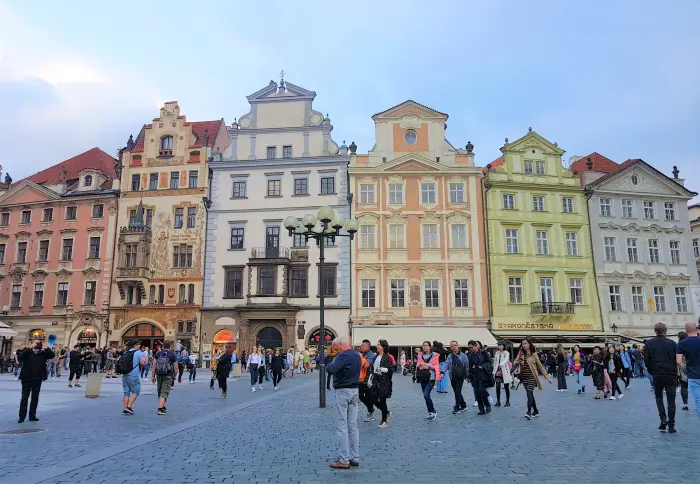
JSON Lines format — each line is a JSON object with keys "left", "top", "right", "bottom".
{"left": 36, "top": 229, "right": 53, "bottom": 237}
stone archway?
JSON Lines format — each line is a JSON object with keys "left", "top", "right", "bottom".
{"left": 256, "top": 326, "right": 283, "bottom": 349}
{"left": 120, "top": 321, "right": 165, "bottom": 350}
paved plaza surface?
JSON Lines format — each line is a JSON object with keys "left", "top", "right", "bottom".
{"left": 0, "top": 371, "right": 697, "bottom": 484}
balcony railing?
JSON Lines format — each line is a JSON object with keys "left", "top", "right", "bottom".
{"left": 530, "top": 302, "right": 575, "bottom": 315}
{"left": 250, "top": 246, "right": 290, "bottom": 259}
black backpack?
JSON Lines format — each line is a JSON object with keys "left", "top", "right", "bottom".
{"left": 115, "top": 350, "right": 136, "bottom": 375}
{"left": 155, "top": 351, "right": 173, "bottom": 376}
{"left": 451, "top": 354, "right": 467, "bottom": 380}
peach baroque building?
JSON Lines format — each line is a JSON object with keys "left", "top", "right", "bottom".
{"left": 348, "top": 101, "right": 495, "bottom": 350}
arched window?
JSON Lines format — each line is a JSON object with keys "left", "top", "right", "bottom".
{"left": 149, "top": 285, "right": 155, "bottom": 304}
{"left": 84, "top": 175, "right": 93, "bottom": 187}
{"left": 158, "top": 284, "right": 165, "bottom": 304}
{"left": 188, "top": 284, "right": 195, "bottom": 304}
{"left": 178, "top": 284, "right": 185, "bottom": 303}
{"left": 160, "top": 136, "right": 174, "bottom": 156}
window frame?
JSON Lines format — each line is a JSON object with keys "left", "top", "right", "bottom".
{"left": 505, "top": 229, "right": 519, "bottom": 254}
{"left": 33, "top": 282, "right": 45, "bottom": 307}
{"left": 57, "top": 282, "right": 69, "bottom": 306}
{"left": 420, "top": 183, "right": 437, "bottom": 205}
{"left": 282, "top": 145, "right": 292, "bottom": 159}
{"left": 562, "top": 197, "right": 574, "bottom": 213}
{"left": 390, "top": 279, "right": 405, "bottom": 308}
{"left": 149, "top": 173, "right": 159, "bottom": 190}
{"left": 359, "top": 184, "right": 376, "bottom": 204}
{"left": 20, "top": 210, "right": 31, "bottom": 224}
{"left": 454, "top": 279, "right": 469, "bottom": 307}
{"left": 653, "top": 286, "right": 667, "bottom": 312}
{"left": 293, "top": 177, "right": 309, "bottom": 196}
{"left": 359, "top": 225, "right": 376, "bottom": 249}
{"left": 388, "top": 224, "right": 405, "bottom": 249}
{"left": 388, "top": 183, "right": 404, "bottom": 204}
{"left": 83, "top": 280, "right": 97, "bottom": 306}
{"left": 88, "top": 236, "right": 101, "bottom": 259}
{"left": 536, "top": 230, "right": 549, "bottom": 255}
{"left": 643, "top": 200, "right": 655, "bottom": 219}
{"left": 451, "top": 224, "right": 467, "bottom": 249}
{"left": 61, "top": 238, "right": 74, "bottom": 261}
{"left": 569, "top": 278, "right": 583, "bottom": 305}
{"left": 675, "top": 287, "right": 689, "bottom": 313}
{"left": 532, "top": 195, "right": 545, "bottom": 212}
{"left": 648, "top": 239, "right": 660, "bottom": 263}
{"left": 503, "top": 193, "right": 515, "bottom": 210}
{"left": 631, "top": 285, "right": 645, "bottom": 312}
{"left": 361, "top": 280, "right": 376, "bottom": 308}
{"left": 664, "top": 202, "right": 676, "bottom": 221}
{"left": 258, "top": 266, "right": 276, "bottom": 295}
{"left": 669, "top": 240, "right": 682, "bottom": 265}
{"left": 621, "top": 199, "right": 634, "bottom": 218}
{"left": 230, "top": 227, "right": 244, "bottom": 250}
{"left": 599, "top": 197, "right": 612, "bottom": 217}
{"left": 224, "top": 267, "right": 244, "bottom": 299}
{"left": 17, "top": 241, "right": 28, "bottom": 263}
{"left": 92, "top": 204, "right": 104, "bottom": 219}
{"left": 424, "top": 279, "right": 440, "bottom": 308}
{"left": 187, "top": 207, "right": 196, "bottom": 229}
{"left": 266, "top": 146, "right": 277, "bottom": 160}
{"left": 565, "top": 231, "right": 578, "bottom": 256}
{"left": 626, "top": 237, "right": 639, "bottom": 263}
{"left": 290, "top": 266, "right": 308, "bottom": 298}
{"left": 188, "top": 170, "right": 198, "bottom": 188}
{"left": 609, "top": 285, "right": 623, "bottom": 311}
{"left": 174, "top": 207, "right": 184, "bottom": 229}
{"left": 267, "top": 179, "right": 282, "bottom": 197}
{"left": 169, "top": 172, "right": 180, "bottom": 190}
{"left": 508, "top": 277, "right": 523, "bottom": 304}
{"left": 422, "top": 224, "right": 439, "bottom": 249}
{"left": 131, "top": 174, "right": 141, "bottom": 191}
{"left": 320, "top": 176, "right": 335, "bottom": 195}
{"left": 448, "top": 182, "right": 465, "bottom": 204}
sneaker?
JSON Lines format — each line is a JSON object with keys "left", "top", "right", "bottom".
{"left": 668, "top": 426, "right": 677, "bottom": 434}
{"left": 259, "top": 385, "right": 263, "bottom": 390}
{"left": 157, "top": 408, "right": 166, "bottom": 415}
{"left": 577, "top": 389, "right": 581, "bottom": 394}
{"left": 426, "top": 413, "right": 436, "bottom": 420}
{"left": 472, "top": 401, "right": 479, "bottom": 407}
{"left": 189, "top": 381, "right": 195, "bottom": 384}
{"left": 504, "top": 402, "right": 510, "bottom": 407}
{"left": 609, "top": 396, "right": 617, "bottom": 400}
{"left": 121, "top": 409, "right": 130, "bottom": 416}
{"left": 124, "top": 407, "right": 134, "bottom": 415}
{"left": 556, "top": 389, "right": 562, "bottom": 392}
{"left": 329, "top": 460, "right": 350, "bottom": 470}
{"left": 378, "top": 421, "right": 388, "bottom": 428}
{"left": 363, "top": 412, "right": 375, "bottom": 422}
{"left": 252, "top": 387, "right": 256, "bottom": 392}
{"left": 452, "top": 408, "right": 460, "bottom": 415}
{"left": 682, "top": 405, "right": 689, "bottom": 411}
{"left": 618, "top": 393, "right": 624, "bottom": 400}
{"left": 532, "top": 412, "right": 540, "bottom": 417}
{"left": 75, "top": 383, "right": 81, "bottom": 387}
{"left": 459, "top": 406, "right": 467, "bottom": 412}
{"left": 274, "top": 386, "right": 278, "bottom": 391}
{"left": 524, "top": 414, "right": 532, "bottom": 420}
{"left": 582, "top": 385, "right": 585, "bottom": 393}
{"left": 349, "top": 460, "right": 360, "bottom": 467}
{"left": 162, "top": 407, "right": 167, "bottom": 413}
{"left": 488, "top": 396, "right": 494, "bottom": 405}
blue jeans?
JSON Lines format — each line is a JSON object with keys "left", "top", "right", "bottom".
{"left": 421, "top": 380, "right": 436, "bottom": 413}
{"left": 633, "top": 361, "right": 643, "bottom": 377}
{"left": 249, "top": 365, "right": 259, "bottom": 386}
{"left": 688, "top": 379, "right": 700, "bottom": 421}
{"left": 574, "top": 369, "right": 585, "bottom": 390}
{"left": 122, "top": 374, "right": 141, "bottom": 397}
{"left": 14, "top": 363, "right": 22, "bottom": 377}
{"left": 437, "top": 362, "right": 449, "bottom": 392}
{"left": 47, "top": 362, "right": 56, "bottom": 378}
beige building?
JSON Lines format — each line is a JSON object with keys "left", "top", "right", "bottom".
{"left": 689, "top": 203, "right": 700, "bottom": 280}
{"left": 107, "top": 102, "right": 229, "bottom": 351}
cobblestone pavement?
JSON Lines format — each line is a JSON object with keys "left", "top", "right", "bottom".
{"left": 1, "top": 372, "right": 697, "bottom": 484}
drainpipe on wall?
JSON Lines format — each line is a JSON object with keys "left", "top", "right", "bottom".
{"left": 199, "top": 157, "right": 214, "bottom": 363}
{"left": 104, "top": 162, "right": 122, "bottom": 348}
{"left": 584, "top": 186, "right": 606, "bottom": 338}
{"left": 346, "top": 159, "right": 354, "bottom": 344}
{"left": 481, "top": 175, "right": 494, "bottom": 330}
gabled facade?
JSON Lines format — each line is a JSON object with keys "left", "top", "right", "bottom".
{"left": 583, "top": 159, "right": 699, "bottom": 337}
{"left": 202, "top": 79, "right": 350, "bottom": 354}
{"left": 107, "top": 102, "right": 228, "bottom": 351}
{"left": 484, "top": 130, "right": 603, "bottom": 345}
{"left": 349, "top": 101, "right": 494, "bottom": 349}
{"left": 0, "top": 149, "right": 119, "bottom": 354}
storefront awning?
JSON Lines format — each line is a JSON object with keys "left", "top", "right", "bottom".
{"left": 352, "top": 326, "right": 497, "bottom": 347}
{"left": 0, "top": 321, "right": 17, "bottom": 337}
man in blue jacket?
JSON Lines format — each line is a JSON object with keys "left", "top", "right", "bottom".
{"left": 445, "top": 340, "right": 470, "bottom": 414}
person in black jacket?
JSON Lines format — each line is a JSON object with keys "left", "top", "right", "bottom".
{"left": 271, "top": 348, "right": 284, "bottom": 391}
{"left": 216, "top": 345, "right": 233, "bottom": 399}
{"left": 467, "top": 340, "right": 493, "bottom": 415}
{"left": 68, "top": 345, "right": 84, "bottom": 388}
{"left": 604, "top": 346, "right": 624, "bottom": 399}
{"left": 643, "top": 323, "right": 678, "bottom": 433}
{"left": 18, "top": 340, "right": 55, "bottom": 423}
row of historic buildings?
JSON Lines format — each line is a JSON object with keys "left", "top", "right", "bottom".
{"left": 2, "top": 78, "right": 699, "bottom": 357}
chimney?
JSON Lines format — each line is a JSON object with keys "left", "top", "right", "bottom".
{"left": 581, "top": 157, "right": 607, "bottom": 185}
{"left": 57, "top": 168, "right": 68, "bottom": 194}
{"left": 465, "top": 141, "right": 475, "bottom": 166}
{"left": 672, "top": 165, "right": 686, "bottom": 186}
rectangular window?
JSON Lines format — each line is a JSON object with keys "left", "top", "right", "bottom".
{"left": 535, "top": 160, "right": 545, "bottom": 175}
{"left": 359, "top": 225, "right": 375, "bottom": 249}
{"left": 422, "top": 224, "right": 439, "bottom": 248}
{"left": 17, "top": 242, "right": 27, "bottom": 263}
{"left": 648, "top": 239, "right": 660, "bottom": 263}
{"left": 232, "top": 181, "right": 247, "bottom": 198}
{"left": 609, "top": 285, "right": 623, "bottom": 311}
{"left": 21, "top": 210, "right": 31, "bottom": 224}
{"left": 694, "top": 239, "right": 700, "bottom": 258}
{"left": 670, "top": 241, "right": 681, "bottom": 264}
{"left": 524, "top": 160, "right": 533, "bottom": 174}
{"left": 532, "top": 195, "right": 545, "bottom": 212}
{"left": 33, "top": 283, "right": 44, "bottom": 307}
{"left": 149, "top": 173, "right": 158, "bottom": 190}
{"left": 290, "top": 267, "right": 308, "bottom": 297}
{"left": 146, "top": 209, "right": 153, "bottom": 228}
{"left": 359, "top": 184, "right": 375, "bottom": 204}
{"left": 42, "top": 208, "right": 53, "bottom": 222}
{"left": 388, "top": 224, "right": 404, "bottom": 249}
{"left": 57, "top": 282, "right": 69, "bottom": 306}
{"left": 62, "top": 239, "right": 73, "bottom": 261}
{"left": 187, "top": 207, "right": 196, "bottom": 229}
{"left": 449, "top": 183, "right": 465, "bottom": 203}
{"left": 675, "top": 287, "right": 689, "bottom": 312}
{"left": 188, "top": 171, "right": 198, "bottom": 188}
{"left": 566, "top": 232, "right": 578, "bottom": 256}
{"left": 653, "top": 286, "right": 666, "bottom": 312}
{"left": 170, "top": 172, "right": 179, "bottom": 189}
{"left": 266, "top": 146, "right": 277, "bottom": 159}
{"left": 131, "top": 174, "right": 140, "bottom": 191}
{"left": 0, "top": 212, "right": 8, "bottom": 226}
{"left": 631, "top": 286, "right": 645, "bottom": 312}
{"left": 424, "top": 279, "right": 440, "bottom": 307}
{"left": 294, "top": 178, "right": 308, "bottom": 196}
{"left": 174, "top": 208, "right": 184, "bottom": 229}
{"left": 88, "top": 236, "right": 100, "bottom": 259}
{"left": 600, "top": 198, "right": 612, "bottom": 217}
{"left": 320, "top": 265, "right": 337, "bottom": 297}
{"left": 506, "top": 229, "right": 519, "bottom": 254}
{"left": 390, "top": 280, "right": 405, "bottom": 308}
{"left": 229, "top": 228, "right": 244, "bottom": 249}
{"left": 0, "top": 243, "right": 5, "bottom": 263}
{"left": 643, "top": 201, "right": 655, "bottom": 219}
{"left": 267, "top": 179, "right": 281, "bottom": 197}
{"left": 11, "top": 285, "right": 21, "bottom": 308}
{"left": 361, "top": 280, "right": 376, "bottom": 308}
{"left": 664, "top": 202, "right": 675, "bottom": 221}
{"left": 224, "top": 268, "right": 243, "bottom": 298}
{"left": 627, "top": 238, "right": 639, "bottom": 263}
{"left": 66, "top": 206, "right": 77, "bottom": 220}
{"left": 92, "top": 204, "right": 104, "bottom": 218}
{"left": 569, "top": 278, "right": 583, "bottom": 305}
{"left": 536, "top": 230, "right": 549, "bottom": 255}
{"left": 173, "top": 244, "right": 193, "bottom": 268}
{"left": 604, "top": 237, "right": 617, "bottom": 261}
{"left": 282, "top": 145, "right": 292, "bottom": 158}
{"left": 320, "top": 177, "right": 335, "bottom": 194}
{"left": 540, "top": 277, "right": 554, "bottom": 303}
{"left": 562, "top": 197, "right": 574, "bottom": 213}
{"left": 622, "top": 199, "right": 634, "bottom": 218}
{"left": 503, "top": 194, "right": 515, "bottom": 210}
{"left": 508, "top": 277, "right": 523, "bottom": 304}
{"left": 421, "top": 183, "right": 436, "bottom": 204}
{"left": 125, "top": 244, "right": 137, "bottom": 267}
{"left": 388, "top": 183, "right": 403, "bottom": 204}
{"left": 454, "top": 279, "right": 469, "bottom": 307}
{"left": 258, "top": 267, "right": 276, "bottom": 295}
{"left": 451, "top": 224, "right": 467, "bottom": 249}
{"left": 84, "top": 281, "right": 96, "bottom": 306}
{"left": 293, "top": 233, "right": 307, "bottom": 248}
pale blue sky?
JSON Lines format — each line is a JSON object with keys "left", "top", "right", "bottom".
{"left": 1, "top": 1, "right": 699, "bottom": 197}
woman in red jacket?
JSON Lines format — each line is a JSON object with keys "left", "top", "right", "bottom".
{"left": 416, "top": 341, "right": 441, "bottom": 420}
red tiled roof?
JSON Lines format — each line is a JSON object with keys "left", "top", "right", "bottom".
{"left": 482, "top": 156, "right": 503, "bottom": 174}
{"left": 570, "top": 152, "right": 619, "bottom": 176}
{"left": 17, "top": 148, "right": 116, "bottom": 186}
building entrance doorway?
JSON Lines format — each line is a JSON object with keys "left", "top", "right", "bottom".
{"left": 256, "top": 327, "right": 283, "bottom": 350}
{"left": 122, "top": 323, "right": 164, "bottom": 351}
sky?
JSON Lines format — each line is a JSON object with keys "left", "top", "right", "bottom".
{"left": 1, "top": 1, "right": 699, "bottom": 198}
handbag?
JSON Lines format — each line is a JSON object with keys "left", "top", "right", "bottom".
{"left": 415, "top": 368, "right": 430, "bottom": 382}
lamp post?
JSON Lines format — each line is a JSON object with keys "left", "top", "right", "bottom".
{"left": 284, "top": 206, "right": 358, "bottom": 409}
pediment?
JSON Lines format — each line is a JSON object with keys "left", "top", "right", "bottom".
{"left": 502, "top": 131, "right": 565, "bottom": 156}
{"left": 83, "top": 267, "right": 101, "bottom": 278}
{"left": 36, "top": 229, "right": 53, "bottom": 237}
{"left": 594, "top": 163, "right": 695, "bottom": 198}
{"left": 380, "top": 154, "right": 445, "bottom": 173}
{"left": 372, "top": 100, "right": 448, "bottom": 121}
{"left": 247, "top": 80, "right": 316, "bottom": 102}
{"left": 0, "top": 181, "right": 60, "bottom": 206}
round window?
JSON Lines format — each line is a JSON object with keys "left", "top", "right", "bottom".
{"left": 631, "top": 175, "right": 639, "bottom": 185}
{"left": 404, "top": 130, "right": 417, "bottom": 145}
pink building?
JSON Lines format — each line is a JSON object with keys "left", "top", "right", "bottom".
{"left": 0, "top": 149, "right": 119, "bottom": 355}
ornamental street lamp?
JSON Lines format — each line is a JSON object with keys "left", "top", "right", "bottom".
{"left": 284, "top": 206, "right": 358, "bottom": 409}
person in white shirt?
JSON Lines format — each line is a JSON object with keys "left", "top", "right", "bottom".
{"left": 399, "top": 351, "right": 406, "bottom": 374}
{"left": 188, "top": 352, "right": 198, "bottom": 383}
{"left": 247, "top": 347, "right": 262, "bottom": 392}
{"left": 286, "top": 348, "right": 295, "bottom": 378}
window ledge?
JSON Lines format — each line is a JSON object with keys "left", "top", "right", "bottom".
{"left": 319, "top": 192, "right": 338, "bottom": 196}
{"left": 292, "top": 194, "right": 310, "bottom": 197}
{"left": 222, "top": 296, "right": 245, "bottom": 300}
{"left": 231, "top": 196, "right": 248, "bottom": 200}
{"left": 228, "top": 248, "right": 246, "bottom": 252}
{"left": 265, "top": 195, "right": 283, "bottom": 198}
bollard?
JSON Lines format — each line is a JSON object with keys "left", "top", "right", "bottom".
{"left": 85, "top": 372, "right": 103, "bottom": 398}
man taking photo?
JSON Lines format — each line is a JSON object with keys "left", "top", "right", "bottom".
{"left": 17, "top": 340, "right": 54, "bottom": 423}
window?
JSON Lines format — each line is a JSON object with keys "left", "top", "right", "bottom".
{"left": 174, "top": 208, "right": 184, "bottom": 229}
{"left": 293, "top": 233, "right": 307, "bottom": 248}
{"left": 11, "top": 285, "right": 21, "bottom": 308}
{"left": 258, "top": 267, "right": 276, "bottom": 295}
{"left": 388, "top": 224, "right": 404, "bottom": 249}
{"left": 643, "top": 201, "right": 655, "bottom": 219}
{"left": 33, "top": 283, "right": 44, "bottom": 307}
{"left": 449, "top": 183, "right": 465, "bottom": 203}
{"left": 539, "top": 277, "right": 554, "bottom": 304}
{"left": 424, "top": 280, "right": 440, "bottom": 307}
{"left": 361, "top": 280, "right": 376, "bottom": 308}
{"left": 653, "top": 286, "right": 667, "bottom": 312}
{"left": 0, "top": 212, "right": 8, "bottom": 226}
{"left": 66, "top": 206, "right": 77, "bottom": 220}
{"left": 320, "top": 177, "right": 335, "bottom": 194}
{"left": 422, "top": 224, "right": 439, "bottom": 248}
{"left": 536, "top": 230, "right": 549, "bottom": 255}
{"left": 404, "top": 130, "right": 417, "bottom": 144}
{"left": 503, "top": 194, "right": 515, "bottom": 210}
{"left": 359, "top": 225, "right": 375, "bottom": 249}
{"left": 149, "top": 173, "right": 158, "bottom": 190}
{"left": 648, "top": 239, "right": 660, "bottom": 263}
{"left": 454, "top": 279, "right": 469, "bottom": 307}
{"left": 562, "top": 197, "right": 574, "bottom": 213}
{"left": 359, "top": 184, "right": 375, "bottom": 204}
{"left": 663, "top": 202, "right": 676, "bottom": 221}
{"left": 390, "top": 280, "right": 405, "bottom": 307}
{"left": 57, "top": 282, "right": 69, "bottom": 306}
{"left": 84, "top": 175, "right": 93, "bottom": 187}
{"left": 290, "top": 267, "right": 308, "bottom": 297}
{"left": 17, "top": 242, "right": 27, "bottom": 263}
{"left": 631, "top": 286, "right": 645, "bottom": 312}
{"left": 0, "top": 243, "right": 5, "bottom": 263}
{"left": 282, "top": 146, "right": 292, "bottom": 158}
{"left": 266, "top": 146, "right": 277, "bottom": 159}
{"left": 21, "top": 210, "right": 31, "bottom": 224}
{"left": 532, "top": 196, "right": 545, "bottom": 212}
{"left": 320, "top": 265, "right": 337, "bottom": 297}
{"left": 178, "top": 284, "right": 186, "bottom": 303}
{"left": 146, "top": 209, "right": 153, "bottom": 228}
{"left": 131, "top": 174, "right": 140, "bottom": 191}
{"left": 92, "top": 204, "right": 104, "bottom": 218}
{"left": 609, "top": 286, "right": 623, "bottom": 311}
{"left": 535, "top": 161, "right": 545, "bottom": 175}
{"left": 158, "top": 285, "right": 165, "bottom": 304}
{"left": 604, "top": 237, "right": 617, "bottom": 261}
{"left": 160, "top": 135, "right": 173, "bottom": 155}
{"left": 294, "top": 178, "right": 308, "bottom": 196}
{"left": 627, "top": 238, "right": 639, "bottom": 263}
{"left": 622, "top": 199, "right": 634, "bottom": 218}
{"left": 126, "top": 284, "right": 135, "bottom": 305}
{"left": 695, "top": 239, "right": 700, "bottom": 258}
{"left": 170, "top": 172, "right": 179, "bottom": 189}
{"left": 84, "top": 281, "right": 96, "bottom": 306}
{"left": 173, "top": 244, "right": 193, "bottom": 268}
{"left": 421, "top": 183, "right": 436, "bottom": 204}
{"left": 508, "top": 277, "right": 523, "bottom": 304}
{"left": 232, "top": 181, "right": 247, "bottom": 198}
{"left": 267, "top": 179, "right": 281, "bottom": 197}
{"left": 506, "top": 229, "right": 519, "bottom": 254}
{"left": 388, "top": 183, "right": 403, "bottom": 204}
{"left": 451, "top": 224, "right": 467, "bottom": 249}
{"left": 600, "top": 198, "right": 612, "bottom": 217}
{"left": 566, "top": 232, "right": 578, "bottom": 256}
{"left": 42, "top": 208, "right": 53, "bottom": 222}
{"left": 188, "top": 171, "right": 198, "bottom": 188}
{"left": 189, "top": 284, "right": 196, "bottom": 304}
{"left": 224, "top": 268, "right": 244, "bottom": 298}
{"left": 88, "top": 236, "right": 100, "bottom": 259}
{"left": 569, "top": 278, "right": 583, "bottom": 305}
{"left": 524, "top": 160, "right": 533, "bottom": 174}
{"left": 124, "top": 244, "right": 137, "bottom": 267}
{"left": 675, "top": 287, "right": 689, "bottom": 312}
{"left": 187, "top": 207, "right": 196, "bottom": 229}
{"left": 670, "top": 241, "right": 681, "bottom": 264}
{"left": 149, "top": 285, "right": 155, "bottom": 304}
{"left": 62, "top": 239, "right": 73, "bottom": 260}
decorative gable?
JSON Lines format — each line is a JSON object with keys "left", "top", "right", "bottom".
{"left": 0, "top": 181, "right": 59, "bottom": 206}
{"left": 379, "top": 154, "right": 445, "bottom": 173}
{"left": 372, "top": 100, "right": 447, "bottom": 121}
{"left": 502, "top": 130, "right": 565, "bottom": 156}
{"left": 596, "top": 164, "right": 695, "bottom": 198}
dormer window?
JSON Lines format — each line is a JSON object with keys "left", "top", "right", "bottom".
{"left": 160, "top": 136, "right": 174, "bottom": 156}
{"left": 84, "top": 175, "right": 93, "bottom": 187}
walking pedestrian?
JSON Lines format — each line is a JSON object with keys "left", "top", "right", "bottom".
{"left": 589, "top": 346, "right": 605, "bottom": 399}
{"left": 153, "top": 341, "right": 178, "bottom": 415}
{"left": 17, "top": 340, "right": 54, "bottom": 423}
{"left": 248, "top": 346, "right": 261, "bottom": 392}
{"left": 435, "top": 342, "right": 449, "bottom": 394}
{"left": 644, "top": 322, "right": 678, "bottom": 432}
{"left": 676, "top": 321, "right": 700, "bottom": 420}
{"left": 209, "top": 350, "right": 219, "bottom": 390}
{"left": 271, "top": 348, "right": 284, "bottom": 390}
{"left": 631, "top": 344, "right": 644, "bottom": 377}
{"left": 556, "top": 346, "right": 568, "bottom": 392}
{"left": 569, "top": 345, "right": 587, "bottom": 394}
{"left": 358, "top": 340, "right": 376, "bottom": 421}
{"left": 416, "top": 340, "right": 440, "bottom": 420}
{"left": 399, "top": 350, "right": 406, "bottom": 374}
{"left": 467, "top": 340, "right": 493, "bottom": 415}
{"left": 56, "top": 348, "right": 66, "bottom": 378}
{"left": 325, "top": 347, "right": 335, "bottom": 390}
{"left": 619, "top": 344, "right": 632, "bottom": 388}
{"left": 240, "top": 351, "right": 247, "bottom": 372}
{"left": 493, "top": 341, "right": 512, "bottom": 407}
{"left": 68, "top": 344, "right": 84, "bottom": 388}
{"left": 119, "top": 340, "right": 147, "bottom": 415}
{"left": 216, "top": 345, "right": 233, "bottom": 399}
{"left": 258, "top": 349, "right": 267, "bottom": 390}
{"left": 445, "top": 340, "right": 469, "bottom": 414}
{"left": 370, "top": 339, "right": 393, "bottom": 428}
{"left": 604, "top": 346, "right": 624, "bottom": 400}
{"left": 512, "top": 338, "right": 551, "bottom": 420}
{"left": 677, "top": 331, "right": 689, "bottom": 412}
{"left": 286, "top": 347, "right": 295, "bottom": 378}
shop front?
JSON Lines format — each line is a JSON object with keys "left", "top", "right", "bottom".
{"left": 212, "top": 328, "right": 237, "bottom": 355}
{"left": 492, "top": 321, "right": 608, "bottom": 350}
{"left": 76, "top": 328, "right": 99, "bottom": 348}
{"left": 121, "top": 323, "right": 165, "bottom": 350}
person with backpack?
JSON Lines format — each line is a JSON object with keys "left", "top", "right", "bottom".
{"left": 152, "top": 341, "right": 178, "bottom": 415}
{"left": 444, "top": 340, "right": 469, "bottom": 414}
{"left": 117, "top": 340, "right": 147, "bottom": 415}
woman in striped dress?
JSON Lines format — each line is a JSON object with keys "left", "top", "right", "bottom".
{"left": 512, "top": 338, "right": 551, "bottom": 420}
